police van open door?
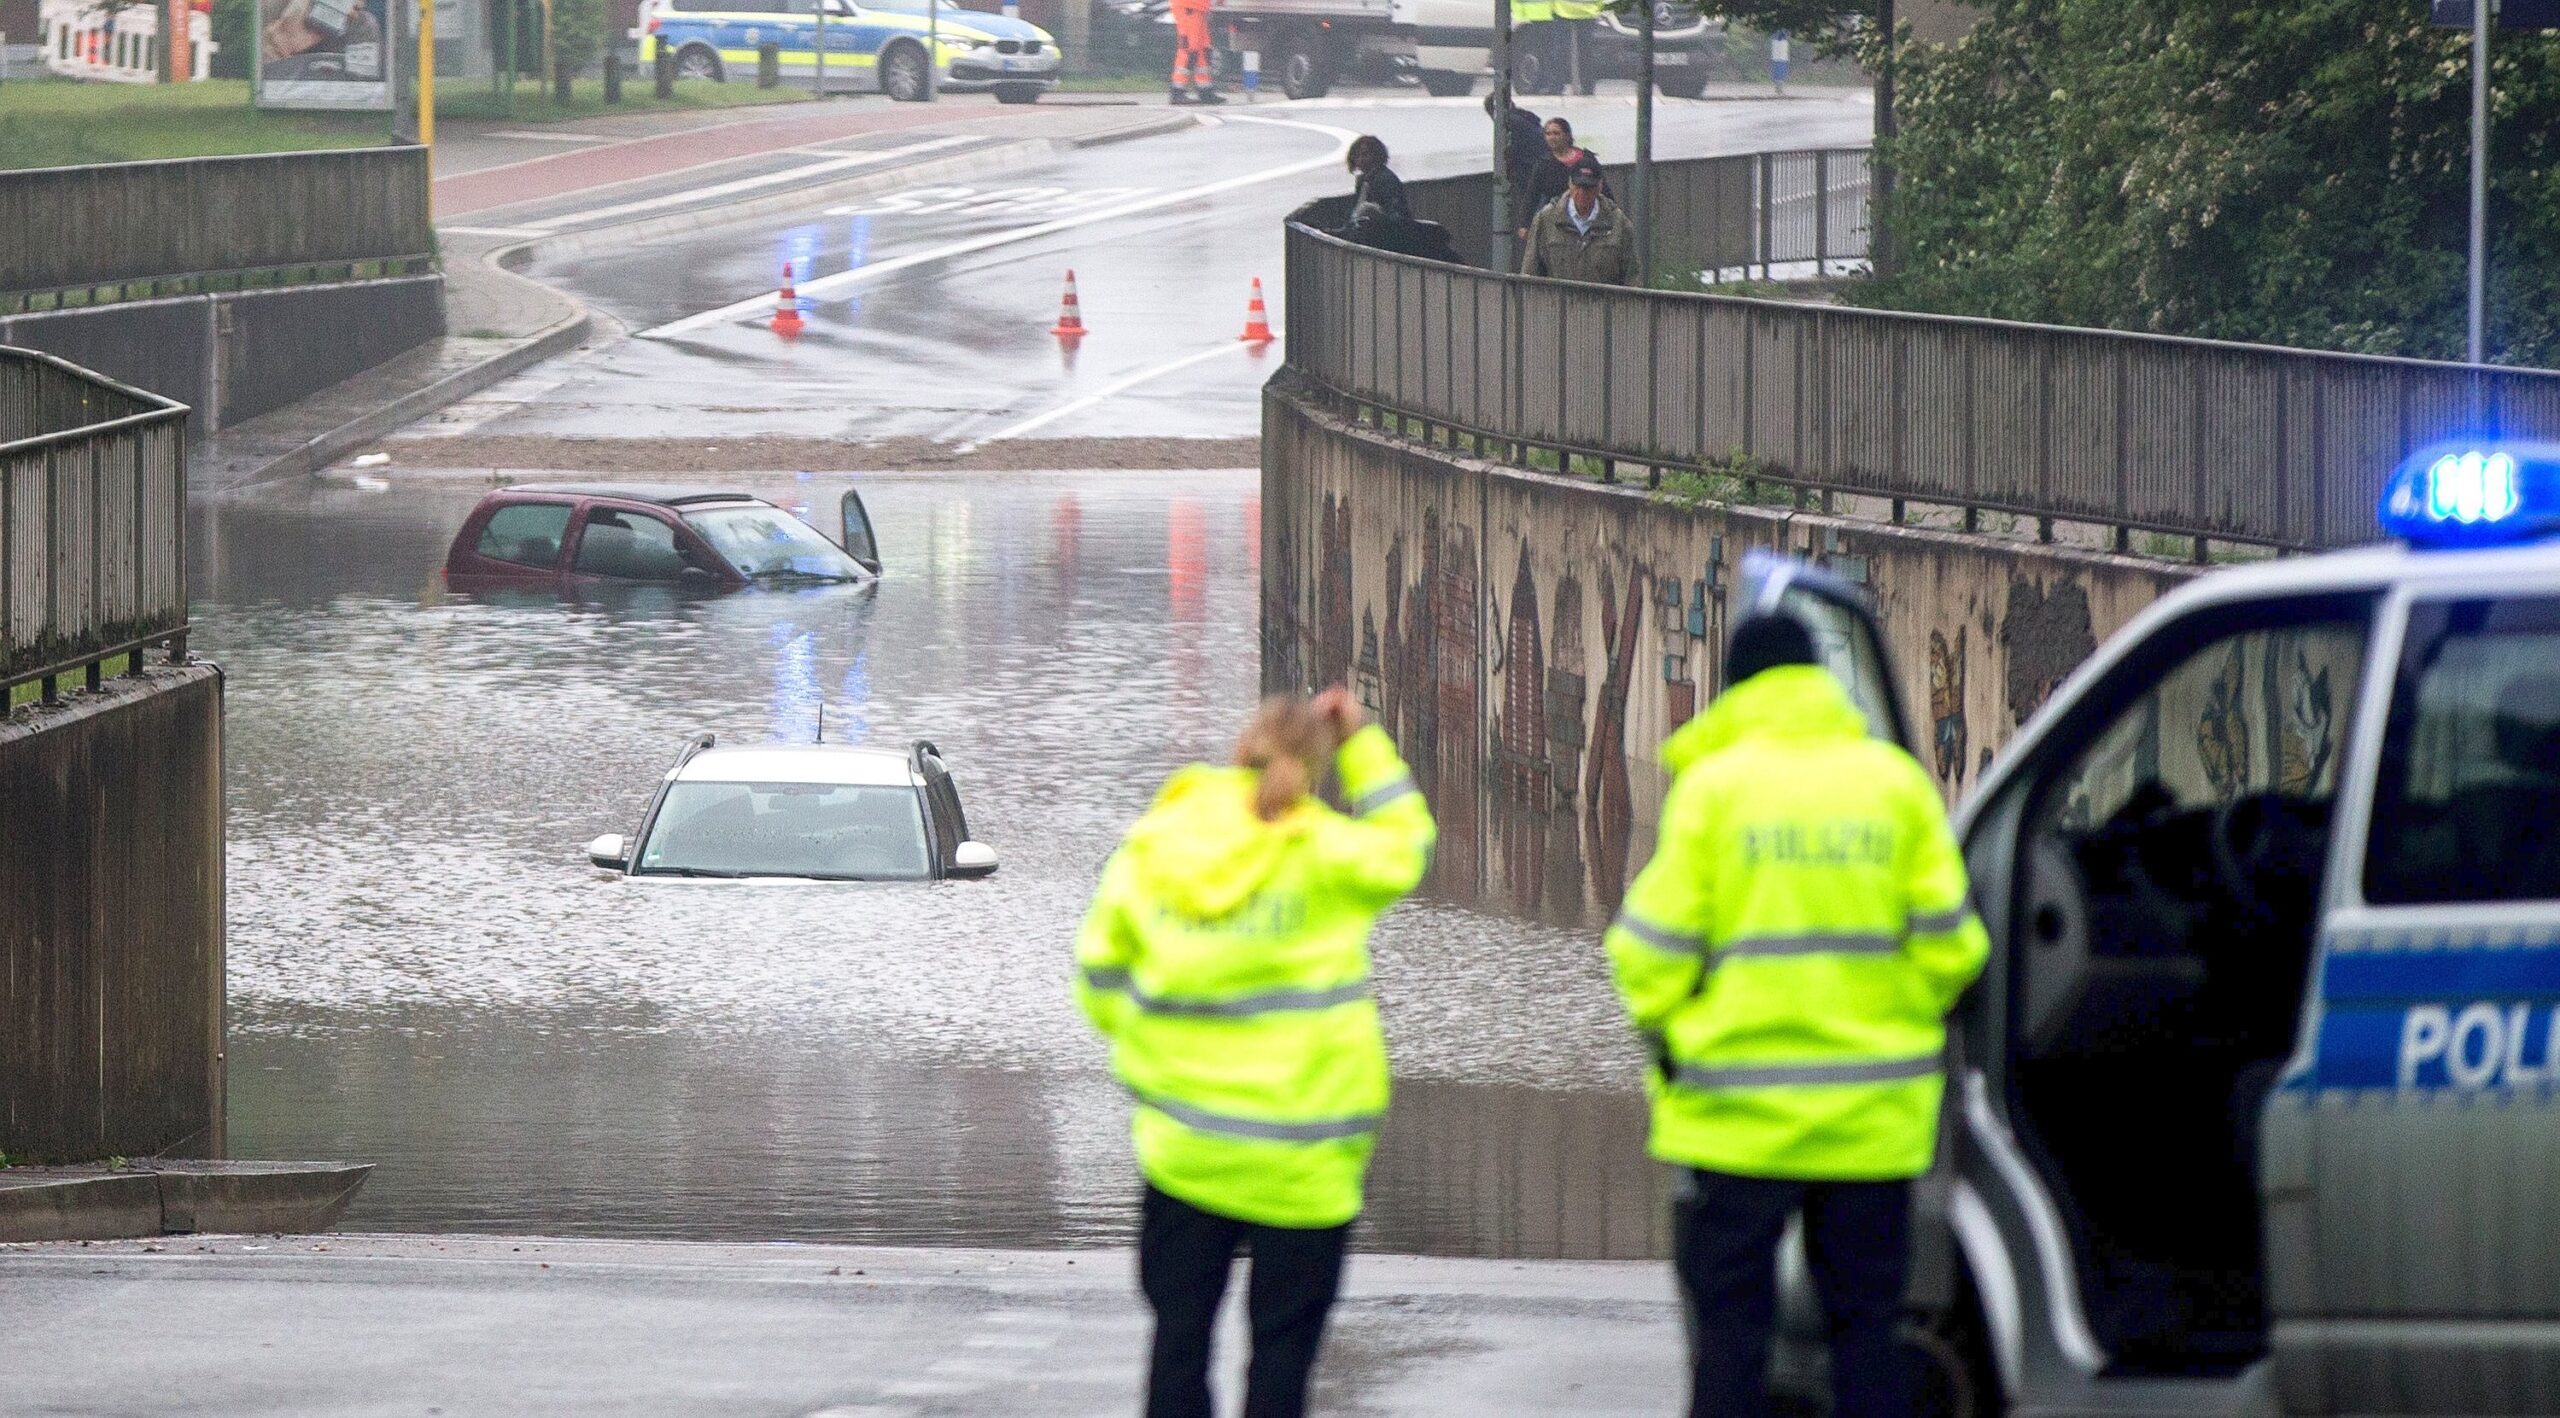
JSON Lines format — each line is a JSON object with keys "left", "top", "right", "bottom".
{"left": 840, "top": 488, "right": 881, "bottom": 575}
{"left": 1737, "top": 550, "right": 1916, "bottom": 749}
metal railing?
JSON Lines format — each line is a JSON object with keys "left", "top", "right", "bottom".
{"left": 0, "top": 147, "right": 435, "bottom": 313}
{"left": 1284, "top": 150, "right": 2560, "bottom": 553}
{"left": 1, "top": 346, "right": 191, "bottom": 701}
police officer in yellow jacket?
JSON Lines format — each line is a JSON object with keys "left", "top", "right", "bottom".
{"left": 1077, "top": 687, "right": 1435, "bottom": 1418}
{"left": 1607, "top": 614, "right": 1989, "bottom": 1418}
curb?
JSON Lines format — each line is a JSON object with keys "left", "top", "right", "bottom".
{"left": 223, "top": 110, "right": 1203, "bottom": 490}
{"left": 0, "top": 1162, "right": 372, "bottom": 1243}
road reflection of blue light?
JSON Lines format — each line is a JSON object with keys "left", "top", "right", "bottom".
{"left": 835, "top": 650, "right": 873, "bottom": 745}
{"left": 845, "top": 217, "right": 873, "bottom": 317}
{"left": 769, "top": 621, "right": 821, "bottom": 742}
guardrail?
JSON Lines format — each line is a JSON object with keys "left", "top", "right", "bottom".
{"left": 0, "top": 147, "right": 435, "bottom": 314}
{"left": 1285, "top": 149, "right": 2560, "bottom": 553}
{"left": 1, "top": 346, "right": 191, "bottom": 701}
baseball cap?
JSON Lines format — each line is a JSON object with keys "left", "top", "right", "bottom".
{"left": 1569, "top": 156, "right": 1603, "bottom": 187}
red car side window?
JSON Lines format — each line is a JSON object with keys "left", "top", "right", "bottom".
{"left": 475, "top": 503, "right": 575, "bottom": 569}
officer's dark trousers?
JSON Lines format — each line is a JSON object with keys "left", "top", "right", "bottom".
{"left": 1138, "top": 1184, "right": 1350, "bottom": 1418}
{"left": 1675, "top": 1169, "right": 1912, "bottom": 1418}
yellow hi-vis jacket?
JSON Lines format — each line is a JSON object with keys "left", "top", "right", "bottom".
{"left": 1606, "top": 665, "right": 1990, "bottom": 1181}
{"left": 1075, "top": 725, "right": 1436, "bottom": 1229}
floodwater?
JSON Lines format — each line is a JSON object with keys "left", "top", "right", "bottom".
{"left": 203, "top": 469, "right": 1667, "bottom": 1259}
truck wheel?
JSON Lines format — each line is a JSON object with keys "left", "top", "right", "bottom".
{"left": 1277, "top": 30, "right": 1332, "bottom": 100}
{"left": 1419, "top": 71, "right": 1475, "bottom": 97}
{"left": 1658, "top": 69, "right": 1707, "bottom": 100}
{"left": 1513, "top": 33, "right": 1561, "bottom": 94}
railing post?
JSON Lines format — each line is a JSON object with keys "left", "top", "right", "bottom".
{"left": 1814, "top": 150, "right": 1829, "bottom": 273}
{"left": 1758, "top": 152, "right": 1775, "bottom": 280}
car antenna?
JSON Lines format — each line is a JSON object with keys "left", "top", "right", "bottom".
{"left": 815, "top": 702, "right": 826, "bottom": 744}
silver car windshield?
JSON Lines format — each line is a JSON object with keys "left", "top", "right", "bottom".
{"left": 683, "top": 505, "right": 866, "bottom": 582}
{"left": 637, "top": 781, "right": 930, "bottom": 880}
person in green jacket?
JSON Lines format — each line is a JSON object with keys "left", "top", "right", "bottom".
{"left": 1077, "top": 687, "right": 1435, "bottom": 1418}
{"left": 1606, "top": 614, "right": 1990, "bottom": 1418}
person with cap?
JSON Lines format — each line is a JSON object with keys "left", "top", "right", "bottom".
{"left": 1523, "top": 152, "right": 1632, "bottom": 285}
{"left": 1604, "top": 612, "right": 1991, "bottom": 1418}
{"left": 1518, "top": 115, "right": 1608, "bottom": 240}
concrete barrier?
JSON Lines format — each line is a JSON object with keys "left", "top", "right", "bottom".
{"left": 1261, "top": 373, "right": 2193, "bottom": 902}
{"left": 0, "top": 665, "right": 224, "bottom": 1164}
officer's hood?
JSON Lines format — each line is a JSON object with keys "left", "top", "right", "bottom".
{"left": 1659, "top": 664, "right": 1866, "bottom": 773}
{"left": 1123, "top": 765, "right": 1308, "bottom": 918}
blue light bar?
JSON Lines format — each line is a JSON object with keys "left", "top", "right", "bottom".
{"left": 2380, "top": 442, "right": 2560, "bottom": 547}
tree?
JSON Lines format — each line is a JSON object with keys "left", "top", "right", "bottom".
{"left": 1861, "top": 0, "right": 2560, "bottom": 365}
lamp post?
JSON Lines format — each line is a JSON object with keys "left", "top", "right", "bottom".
{"left": 1634, "top": 0, "right": 1654, "bottom": 283}
{"left": 2469, "top": 0, "right": 2491, "bottom": 364}
{"left": 1492, "top": 0, "right": 1512, "bottom": 271}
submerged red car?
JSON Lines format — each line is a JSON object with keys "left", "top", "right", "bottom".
{"left": 442, "top": 483, "right": 882, "bottom": 589}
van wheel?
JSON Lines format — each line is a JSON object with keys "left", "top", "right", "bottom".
{"left": 674, "top": 43, "right": 723, "bottom": 82}
{"left": 1419, "top": 71, "right": 1475, "bottom": 97}
{"left": 1658, "top": 68, "right": 1707, "bottom": 100}
{"left": 880, "top": 40, "right": 930, "bottom": 100}
{"left": 1277, "top": 29, "right": 1331, "bottom": 99}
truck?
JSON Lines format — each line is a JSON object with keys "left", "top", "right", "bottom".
{"left": 1209, "top": 0, "right": 1728, "bottom": 101}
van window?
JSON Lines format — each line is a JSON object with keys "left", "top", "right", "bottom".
{"left": 475, "top": 503, "right": 573, "bottom": 569}
{"left": 2364, "top": 595, "right": 2560, "bottom": 905}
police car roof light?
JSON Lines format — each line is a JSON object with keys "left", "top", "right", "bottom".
{"left": 2380, "top": 442, "right": 2560, "bottom": 547}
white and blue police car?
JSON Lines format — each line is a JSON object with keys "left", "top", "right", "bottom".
{"left": 638, "top": 0, "right": 1060, "bottom": 103}
{"left": 1743, "top": 447, "right": 2560, "bottom": 1414}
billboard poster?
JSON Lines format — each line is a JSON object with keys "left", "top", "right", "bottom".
{"left": 256, "top": 0, "right": 394, "bottom": 110}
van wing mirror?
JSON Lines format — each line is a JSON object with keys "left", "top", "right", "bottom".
{"left": 840, "top": 488, "right": 882, "bottom": 575}
{"left": 586, "top": 833, "right": 630, "bottom": 871}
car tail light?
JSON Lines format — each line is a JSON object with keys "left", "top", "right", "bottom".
{"left": 646, "top": 14, "right": 661, "bottom": 30}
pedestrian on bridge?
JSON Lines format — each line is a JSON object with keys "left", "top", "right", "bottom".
{"left": 1523, "top": 155, "right": 1631, "bottom": 285}
{"left": 1075, "top": 687, "right": 1435, "bottom": 1418}
{"left": 1519, "top": 115, "right": 1607, "bottom": 241}
{"left": 1604, "top": 613, "right": 1990, "bottom": 1418}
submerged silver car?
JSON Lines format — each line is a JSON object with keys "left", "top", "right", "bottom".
{"left": 586, "top": 736, "right": 996, "bottom": 882}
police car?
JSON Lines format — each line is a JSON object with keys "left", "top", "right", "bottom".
{"left": 1751, "top": 446, "right": 2560, "bottom": 1414}
{"left": 637, "top": 0, "right": 1060, "bottom": 103}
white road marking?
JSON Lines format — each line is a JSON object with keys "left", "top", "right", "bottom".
{"left": 484, "top": 129, "right": 618, "bottom": 143}
{"left": 955, "top": 335, "right": 1279, "bottom": 448}
{"left": 639, "top": 114, "right": 1356, "bottom": 340}
{"left": 520, "top": 134, "right": 984, "bottom": 232}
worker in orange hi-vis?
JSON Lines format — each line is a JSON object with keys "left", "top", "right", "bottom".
{"left": 1168, "top": 0, "right": 1225, "bottom": 106}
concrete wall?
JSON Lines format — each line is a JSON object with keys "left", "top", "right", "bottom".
{"left": 1262, "top": 378, "right": 2193, "bottom": 916}
{"left": 0, "top": 274, "right": 444, "bottom": 440}
{"left": 1, "top": 666, "right": 225, "bottom": 1164}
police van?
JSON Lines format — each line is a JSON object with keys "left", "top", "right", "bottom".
{"left": 638, "top": 0, "right": 1060, "bottom": 103}
{"left": 1753, "top": 446, "right": 2560, "bottom": 1415}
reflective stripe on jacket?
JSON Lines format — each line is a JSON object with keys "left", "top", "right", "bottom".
{"left": 1605, "top": 665, "right": 1990, "bottom": 1181}
{"left": 1075, "top": 724, "right": 1435, "bottom": 1228}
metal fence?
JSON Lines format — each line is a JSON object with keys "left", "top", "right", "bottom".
{"left": 1366, "top": 147, "right": 1871, "bottom": 279}
{"left": 1, "top": 346, "right": 191, "bottom": 699}
{"left": 0, "top": 147, "right": 435, "bottom": 311}
{"left": 1285, "top": 151, "right": 2560, "bottom": 552}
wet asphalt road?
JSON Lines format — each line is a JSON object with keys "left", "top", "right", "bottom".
{"left": 411, "top": 91, "right": 1873, "bottom": 446}
{"left": 209, "top": 471, "right": 1666, "bottom": 1259}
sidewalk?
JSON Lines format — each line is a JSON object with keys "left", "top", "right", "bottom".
{"left": 189, "top": 99, "right": 1196, "bottom": 494}
{"left": 0, "top": 1233, "right": 1683, "bottom": 1415}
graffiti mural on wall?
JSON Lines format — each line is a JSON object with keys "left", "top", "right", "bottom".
{"left": 1929, "top": 625, "right": 1969, "bottom": 787}
{"left": 2001, "top": 576, "right": 2098, "bottom": 728}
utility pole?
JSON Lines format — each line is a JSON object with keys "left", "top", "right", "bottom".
{"left": 815, "top": 0, "right": 826, "bottom": 94}
{"left": 1634, "top": 0, "right": 1655, "bottom": 283}
{"left": 1492, "top": 0, "right": 1513, "bottom": 271}
{"left": 926, "top": 0, "right": 938, "bottom": 98}
{"left": 420, "top": 0, "right": 437, "bottom": 158}
{"left": 2469, "top": 0, "right": 2491, "bottom": 363}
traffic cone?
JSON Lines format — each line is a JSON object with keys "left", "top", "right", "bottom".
{"left": 1238, "top": 277, "right": 1275, "bottom": 343}
{"left": 1050, "top": 269, "right": 1088, "bottom": 340}
{"left": 771, "top": 261, "right": 806, "bottom": 337}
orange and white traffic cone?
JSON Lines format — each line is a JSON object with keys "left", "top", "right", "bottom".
{"left": 771, "top": 261, "right": 806, "bottom": 337}
{"left": 1238, "top": 276, "right": 1275, "bottom": 343}
{"left": 1050, "top": 269, "right": 1088, "bottom": 340}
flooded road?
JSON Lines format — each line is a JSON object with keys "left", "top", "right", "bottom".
{"left": 203, "top": 469, "right": 1666, "bottom": 1259}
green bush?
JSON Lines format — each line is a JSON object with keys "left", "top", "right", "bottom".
{"left": 1863, "top": 0, "right": 2560, "bottom": 367}
{"left": 550, "top": 0, "right": 607, "bottom": 75}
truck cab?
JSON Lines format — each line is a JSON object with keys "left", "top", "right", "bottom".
{"left": 1760, "top": 445, "right": 2560, "bottom": 1415}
